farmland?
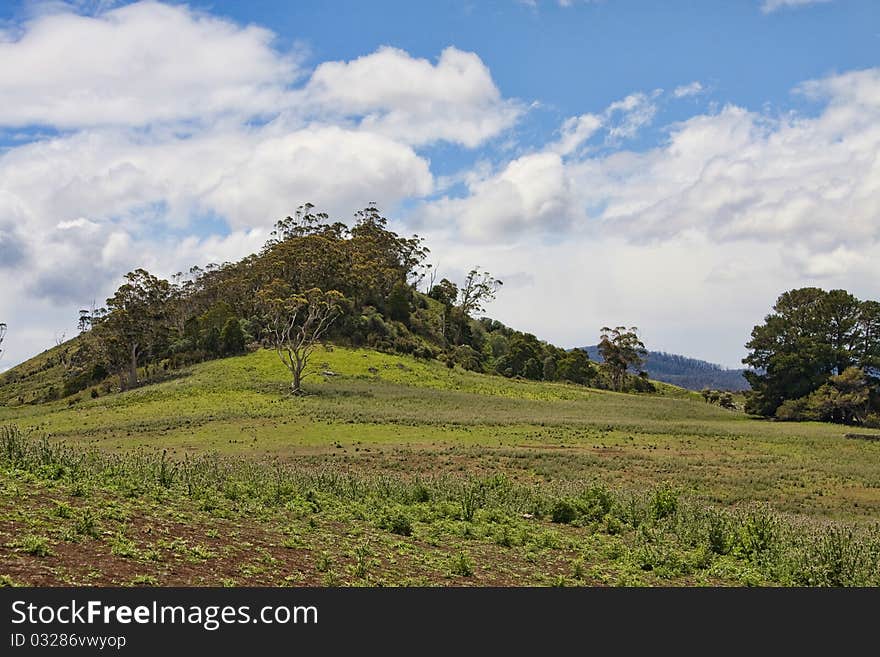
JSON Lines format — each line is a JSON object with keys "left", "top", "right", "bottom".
{"left": 2, "top": 346, "right": 880, "bottom": 586}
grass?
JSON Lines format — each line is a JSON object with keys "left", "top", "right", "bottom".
{"left": 2, "top": 425, "right": 880, "bottom": 586}
{"left": 1, "top": 344, "right": 880, "bottom": 586}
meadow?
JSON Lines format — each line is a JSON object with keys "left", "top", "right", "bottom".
{"left": 2, "top": 346, "right": 880, "bottom": 586}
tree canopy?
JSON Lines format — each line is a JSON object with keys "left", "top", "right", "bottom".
{"left": 598, "top": 326, "right": 647, "bottom": 392}
{"left": 743, "top": 287, "right": 880, "bottom": 425}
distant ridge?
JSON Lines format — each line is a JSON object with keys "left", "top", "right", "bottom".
{"left": 582, "top": 346, "right": 749, "bottom": 391}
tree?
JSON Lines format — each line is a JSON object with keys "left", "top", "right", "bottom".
{"left": 220, "top": 318, "right": 246, "bottom": 355}
{"left": 804, "top": 367, "right": 874, "bottom": 424}
{"left": 743, "top": 288, "right": 880, "bottom": 417}
{"left": 505, "top": 333, "right": 543, "bottom": 377}
{"left": 0, "top": 322, "right": 6, "bottom": 362}
{"left": 458, "top": 267, "right": 502, "bottom": 317}
{"left": 557, "top": 349, "right": 593, "bottom": 385}
{"left": 542, "top": 356, "right": 557, "bottom": 381}
{"left": 776, "top": 367, "right": 875, "bottom": 425}
{"left": 387, "top": 281, "right": 411, "bottom": 323}
{"left": 92, "top": 269, "right": 171, "bottom": 389}
{"left": 598, "top": 326, "right": 647, "bottom": 392}
{"left": 257, "top": 282, "right": 347, "bottom": 394}
{"left": 77, "top": 308, "right": 93, "bottom": 333}
{"left": 522, "top": 357, "right": 542, "bottom": 380}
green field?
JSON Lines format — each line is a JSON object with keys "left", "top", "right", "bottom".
{"left": 2, "top": 346, "right": 880, "bottom": 586}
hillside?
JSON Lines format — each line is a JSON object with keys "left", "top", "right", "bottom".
{"left": 2, "top": 345, "right": 880, "bottom": 587}
{"left": 583, "top": 346, "right": 749, "bottom": 391}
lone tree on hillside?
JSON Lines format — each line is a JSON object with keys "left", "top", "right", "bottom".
{"left": 257, "top": 282, "right": 347, "bottom": 394}
{"left": 598, "top": 326, "right": 647, "bottom": 392}
{"left": 0, "top": 322, "right": 6, "bottom": 361}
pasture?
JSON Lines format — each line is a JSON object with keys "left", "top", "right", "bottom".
{"left": 2, "top": 346, "right": 880, "bottom": 586}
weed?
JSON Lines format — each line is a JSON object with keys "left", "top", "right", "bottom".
{"left": 17, "top": 535, "right": 52, "bottom": 557}
{"left": 650, "top": 484, "right": 679, "bottom": 522}
{"left": 75, "top": 509, "right": 98, "bottom": 538}
{"left": 450, "top": 551, "right": 473, "bottom": 577}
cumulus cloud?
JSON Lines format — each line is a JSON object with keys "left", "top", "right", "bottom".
{"left": 418, "top": 90, "right": 663, "bottom": 241}
{"left": 408, "top": 66, "right": 880, "bottom": 365}
{"left": 0, "top": 2, "right": 525, "bottom": 366}
{"left": 0, "top": 1, "right": 299, "bottom": 128}
{"left": 0, "top": 121, "right": 434, "bottom": 309}
{"left": 423, "top": 68, "right": 880, "bottom": 264}
{"left": 421, "top": 151, "right": 577, "bottom": 241}
{"left": 299, "top": 46, "right": 522, "bottom": 147}
{"left": 761, "top": 0, "right": 833, "bottom": 13}
{"left": 0, "top": 0, "right": 875, "bottom": 371}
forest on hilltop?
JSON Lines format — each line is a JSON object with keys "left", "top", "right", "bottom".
{"left": 0, "top": 204, "right": 655, "bottom": 405}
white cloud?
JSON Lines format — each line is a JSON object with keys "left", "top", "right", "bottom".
{"left": 0, "top": 2, "right": 299, "bottom": 128}
{"left": 420, "top": 151, "right": 577, "bottom": 241}
{"left": 673, "top": 81, "right": 705, "bottom": 98}
{"left": 299, "top": 46, "right": 522, "bottom": 147}
{"left": 604, "top": 91, "right": 659, "bottom": 141}
{"left": 424, "top": 68, "right": 880, "bottom": 259}
{"left": 0, "top": 0, "right": 876, "bottom": 372}
{"left": 2, "top": 3, "right": 522, "bottom": 366}
{"left": 551, "top": 113, "right": 603, "bottom": 155}
{"left": 760, "top": 0, "right": 833, "bottom": 14}
{"left": 412, "top": 67, "right": 880, "bottom": 366}
{"left": 0, "top": 121, "right": 434, "bottom": 311}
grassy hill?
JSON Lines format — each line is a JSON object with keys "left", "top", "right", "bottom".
{"left": 0, "top": 342, "right": 72, "bottom": 406}
{"left": 3, "top": 345, "right": 880, "bottom": 586}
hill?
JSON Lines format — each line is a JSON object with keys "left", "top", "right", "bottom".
{"left": 3, "top": 345, "right": 880, "bottom": 587}
{"left": 0, "top": 204, "right": 661, "bottom": 406}
{"left": 583, "top": 346, "right": 749, "bottom": 391}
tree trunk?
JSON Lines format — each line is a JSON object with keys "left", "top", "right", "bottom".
{"left": 129, "top": 343, "right": 139, "bottom": 389}
{"left": 291, "top": 366, "right": 302, "bottom": 395}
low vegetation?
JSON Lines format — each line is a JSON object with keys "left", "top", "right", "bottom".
{"left": 2, "top": 424, "right": 879, "bottom": 587}
{"left": 2, "top": 343, "right": 880, "bottom": 587}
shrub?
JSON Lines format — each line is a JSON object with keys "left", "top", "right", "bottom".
{"left": 736, "top": 506, "right": 780, "bottom": 561}
{"left": 650, "top": 484, "right": 678, "bottom": 521}
{"left": 379, "top": 509, "right": 413, "bottom": 536}
{"left": 459, "top": 483, "right": 484, "bottom": 521}
{"left": 551, "top": 499, "right": 578, "bottom": 524}
{"left": 75, "top": 509, "right": 98, "bottom": 538}
{"left": 450, "top": 551, "right": 473, "bottom": 577}
{"left": 795, "top": 526, "right": 866, "bottom": 587}
{"left": 705, "top": 509, "right": 733, "bottom": 555}
{"left": 579, "top": 485, "right": 615, "bottom": 521}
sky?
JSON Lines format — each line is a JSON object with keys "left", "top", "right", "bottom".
{"left": 0, "top": 0, "right": 878, "bottom": 370}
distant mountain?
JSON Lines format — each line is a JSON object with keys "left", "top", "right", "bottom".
{"left": 582, "top": 346, "right": 750, "bottom": 391}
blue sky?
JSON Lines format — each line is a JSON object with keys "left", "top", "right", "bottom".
{"left": 1, "top": 0, "right": 879, "bottom": 369}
